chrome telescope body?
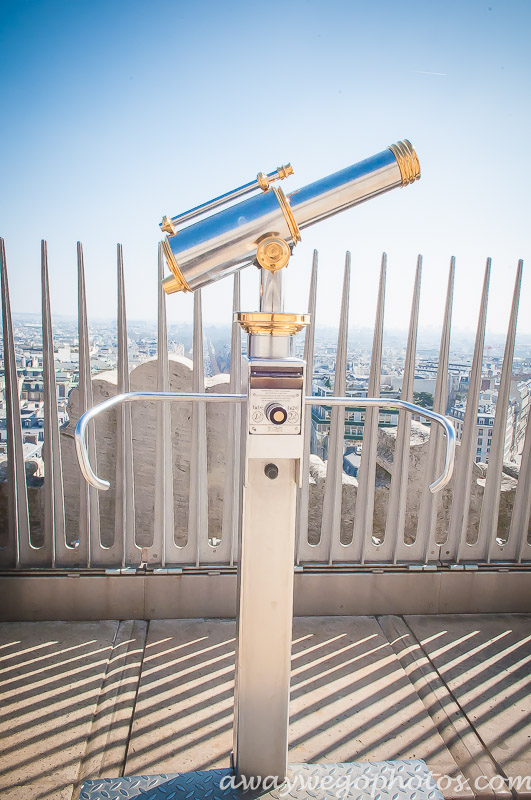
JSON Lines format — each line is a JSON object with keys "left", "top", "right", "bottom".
{"left": 160, "top": 140, "right": 420, "bottom": 294}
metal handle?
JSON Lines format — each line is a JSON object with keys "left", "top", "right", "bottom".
{"left": 75, "top": 391, "right": 246, "bottom": 491}
{"left": 305, "top": 396, "right": 456, "bottom": 493}
{"left": 76, "top": 391, "right": 455, "bottom": 495}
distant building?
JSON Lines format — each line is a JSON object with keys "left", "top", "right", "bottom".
{"left": 448, "top": 404, "right": 496, "bottom": 464}
{"left": 380, "top": 375, "right": 437, "bottom": 397}
{"left": 449, "top": 375, "right": 531, "bottom": 466}
{"left": 343, "top": 449, "right": 361, "bottom": 477}
{"left": 311, "top": 384, "right": 398, "bottom": 462}
{"left": 511, "top": 377, "right": 531, "bottom": 459}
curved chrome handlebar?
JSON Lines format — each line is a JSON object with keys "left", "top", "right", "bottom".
{"left": 75, "top": 391, "right": 246, "bottom": 491}
{"left": 75, "top": 391, "right": 455, "bottom": 494}
{"left": 306, "top": 396, "right": 455, "bottom": 493}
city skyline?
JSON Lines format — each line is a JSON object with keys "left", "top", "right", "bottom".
{"left": 6, "top": 305, "right": 531, "bottom": 475}
{"left": 8, "top": 309, "right": 531, "bottom": 352}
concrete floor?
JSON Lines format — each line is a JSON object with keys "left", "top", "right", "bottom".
{"left": 0, "top": 615, "right": 529, "bottom": 800}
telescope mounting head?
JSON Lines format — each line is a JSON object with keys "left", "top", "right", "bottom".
{"left": 159, "top": 140, "right": 421, "bottom": 352}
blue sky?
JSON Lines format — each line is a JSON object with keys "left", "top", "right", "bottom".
{"left": 1, "top": 0, "right": 530, "bottom": 335}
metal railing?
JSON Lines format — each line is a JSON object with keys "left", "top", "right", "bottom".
{"left": 0, "top": 238, "right": 529, "bottom": 569}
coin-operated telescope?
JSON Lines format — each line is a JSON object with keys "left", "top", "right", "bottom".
{"left": 76, "top": 140, "right": 456, "bottom": 789}
{"left": 160, "top": 140, "right": 420, "bottom": 295}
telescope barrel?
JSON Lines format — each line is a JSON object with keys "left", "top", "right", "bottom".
{"left": 288, "top": 141, "right": 419, "bottom": 230}
{"left": 161, "top": 140, "right": 420, "bottom": 294}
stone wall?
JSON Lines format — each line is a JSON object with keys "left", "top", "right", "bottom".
{"left": 1, "top": 355, "right": 519, "bottom": 557}
{"left": 61, "top": 355, "right": 230, "bottom": 548}
{"left": 307, "top": 422, "right": 517, "bottom": 547}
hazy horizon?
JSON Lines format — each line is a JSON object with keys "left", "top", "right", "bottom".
{"left": 10, "top": 310, "right": 531, "bottom": 346}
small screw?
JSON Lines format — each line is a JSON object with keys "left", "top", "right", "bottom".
{"left": 264, "top": 463, "right": 279, "bottom": 480}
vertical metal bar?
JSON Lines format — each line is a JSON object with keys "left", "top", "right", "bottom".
{"left": 159, "top": 291, "right": 196, "bottom": 567}
{"left": 324, "top": 253, "right": 350, "bottom": 563}
{"left": 115, "top": 244, "right": 137, "bottom": 566}
{"left": 0, "top": 238, "right": 29, "bottom": 567}
{"left": 189, "top": 290, "right": 209, "bottom": 565}
{"left": 388, "top": 256, "right": 422, "bottom": 564}
{"left": 42, "top": 241, "right": 65, "bottom": 567}
{"left": 154, "top": 243, "right": 175, "bottom": 567}
{"left": 77, "top": 242, "right": 99, "bottom": 566}
{"left": 513, "top": 408, "right": 531, "bottom": 563}
{"left": 446, "top": 259, "right": 491, "bottom": 563}
{"left": 355, "top": 253, "right": 386, "bottom": 564}
{"left": 296, "top": 251, "right": 318, "bottom": 564}
{"left": 480, "top": 260, "right": 523, "bottom": 562}
{"left": 417, "top": 257, "right": 455, "bottom": 563}
{"left": 222, "top": 272, "right": 242, "bottom": 566}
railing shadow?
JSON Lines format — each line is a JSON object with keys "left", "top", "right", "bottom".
{"left": 1, "top": 615, "right": 530, "bottom": 798}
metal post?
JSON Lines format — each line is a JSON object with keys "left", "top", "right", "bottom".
{"left": 233, "top": 454, "right": 299, "bottom": 781}
{"left": 233, "top": 269, "right": 305, "bottom": 782}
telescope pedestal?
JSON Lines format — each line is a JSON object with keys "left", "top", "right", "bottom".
{"left": 233, "top": 457, "right": 298, "bottom": 781}
{"left": 231, "top": 312, "right": 307, "bottom": 782}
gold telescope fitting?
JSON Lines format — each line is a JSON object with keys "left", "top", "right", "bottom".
{"left": 256, "top": 164, "right": 294, "bottom": 192}
{"left": 256, "top": 173, "right": 270, "bottom": 191}
{"left": 256, "top": 237, "right": 291, "bottom": 271}
{"left": 388, "top": 140, "right": 421, "bottom": 185}
{"left": 273, "top": 187, "right": 301, "bottom": 243}
{"left": 234, "top": 312, "right": 310, "bottom": 336}
{"left": 276, "top": 163, "right": 293, "bottom": 180}
{"left": 161, "top": 216, "right": 177, "bottom": 235}
{"left": 162, "top": 238, "right": 192, "bottom": 293}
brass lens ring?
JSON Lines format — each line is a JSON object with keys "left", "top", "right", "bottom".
{"left": 161, "top": 238, "right": 192, "bottom": 293}
{"left": 388, "top": 140, "right": 421, "bottom": 185}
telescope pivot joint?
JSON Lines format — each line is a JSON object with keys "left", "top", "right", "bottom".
{"left": 256, "top": 236, "right": 291, "bottom": 271}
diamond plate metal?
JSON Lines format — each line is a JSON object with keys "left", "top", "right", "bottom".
{"left": 79, "top": 759, "right": 443, "bottom": 800}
